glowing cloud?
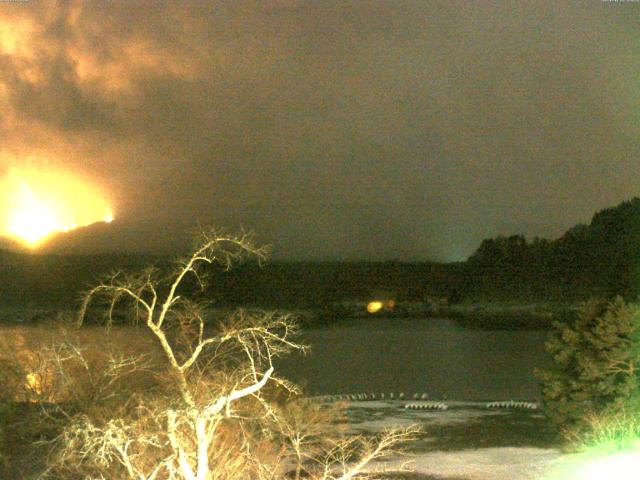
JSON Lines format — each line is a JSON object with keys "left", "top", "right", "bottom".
{"left": 0, "top": 168, "right": 114, "bottom": 247}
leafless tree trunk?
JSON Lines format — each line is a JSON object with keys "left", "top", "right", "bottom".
{"left": 41, "top": 228, "right": 418, "bottom": 480}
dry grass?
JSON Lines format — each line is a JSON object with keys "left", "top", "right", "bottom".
{"left": 562, "top": 404, "right": 640, "bottom": 453}
{"left": 0, "top": 320, "right": 168, "bottom": 479}
{"left": 1, "top": 320, "right": 418, "bottom": 480}
{"left": 0, "top": 320, "right": 165, "bottom": 403}
{"left": 0, "top": 229, "right": 418, "bottom": 479}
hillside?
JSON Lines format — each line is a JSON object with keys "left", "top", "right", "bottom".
{"left": 464, "top": 197, "right": 640, "bottom": 301}
{"left": 1, "top": 197, "right": 639, "bottom": 308}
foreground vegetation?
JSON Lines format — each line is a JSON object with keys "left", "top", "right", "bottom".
{"left": 3, "top": 212, "right": 640, "bottom": 476}
{"left": 537, "top": 297, "right": 640, "bottom": 453}
{"left": 0, "top": 229, "right": 416, "bottom": 479}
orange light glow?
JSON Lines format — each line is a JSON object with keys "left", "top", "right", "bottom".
{"left": 367, "top": 301, "right": 384, "bottom": 314}
{"left": 1, "top": 168, "right": 114, "bottom": 247}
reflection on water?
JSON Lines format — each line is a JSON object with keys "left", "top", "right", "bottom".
{"left": 276, "top": 317, "right": 552, "bottom": 401}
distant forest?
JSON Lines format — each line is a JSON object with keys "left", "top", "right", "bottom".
{"left": 1, "top": 197, "right": 640, "bottom": 309}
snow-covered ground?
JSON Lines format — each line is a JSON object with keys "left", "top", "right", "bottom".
{"left": 330, "top": 400, "right": 636, "bottom": 480}
{"left": 371, "top": 447, "right": 637, "bottom": 480}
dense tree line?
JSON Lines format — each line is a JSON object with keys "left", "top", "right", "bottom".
{"left": 464, "top": 197, "right": 640, "bottom": 302}
{"left": 1, "top": 197, "right": 639, "bottom": 309}
{"left": 0, "top": 254, "right": 465, "bottom": 309}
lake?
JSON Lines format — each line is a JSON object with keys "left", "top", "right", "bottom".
{"left": 277, "top": 317, "right": 553, "bottom": 401}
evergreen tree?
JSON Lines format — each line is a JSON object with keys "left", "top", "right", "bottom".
{"left": 536, "top": 297, "right": 640, "bottom": 431}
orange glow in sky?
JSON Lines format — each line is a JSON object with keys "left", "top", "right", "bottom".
{"left": 0, "top": 168, "right": 114, "bottom": 247}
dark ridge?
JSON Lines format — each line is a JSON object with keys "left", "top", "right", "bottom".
{"left": 1, "top": 197, "right": 639, "bottom": 309}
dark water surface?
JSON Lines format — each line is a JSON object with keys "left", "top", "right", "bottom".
{"left": 276, "top": 317, "right": 552, "bottom": 401}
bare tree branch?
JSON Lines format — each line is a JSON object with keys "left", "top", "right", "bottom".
{"left": 45, "top": 227, "right": 416, "bottom": 480}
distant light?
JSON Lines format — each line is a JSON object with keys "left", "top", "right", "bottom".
{"left": 367, "top": 301, "right": 384, "bottom": 314}
{"left": 104, "top": 214, "right": 114, "bottom": 223}
{"left": 25, "top": 372, "right": 42, "bottom": 395}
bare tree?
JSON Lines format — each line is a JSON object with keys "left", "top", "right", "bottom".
{"left": 272, "top": 399, "right": 419, "bottom": 480}
{"left": 43, "top": 228, "right": 417, "bottom": 480}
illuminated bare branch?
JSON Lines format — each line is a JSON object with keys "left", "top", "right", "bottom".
{"left": 46, "top": 228, "right": 416, "bottom": 480}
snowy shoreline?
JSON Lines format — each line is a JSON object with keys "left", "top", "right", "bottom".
{"left": 332, "top": 399, "right": 622, "bottom": 480}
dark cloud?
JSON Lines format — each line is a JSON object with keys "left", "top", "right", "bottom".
{"left": 1, "top": 0, "right": 639, "bottom": 260}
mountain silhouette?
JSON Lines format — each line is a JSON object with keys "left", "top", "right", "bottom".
{"left": 2, "top": 197, "right": 640, "bottom": 308}
{"left": 34, "top": 220, "right": 191, "bottom": 255}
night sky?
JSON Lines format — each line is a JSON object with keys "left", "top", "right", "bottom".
{"left": 0, "top": 1, "right": 639, "bottom": 261}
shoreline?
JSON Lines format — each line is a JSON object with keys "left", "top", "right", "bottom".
{"left": 302, "top": 301, "right": 577, "bottom": 329}
{"left": 0, "top": 301, "right": 578, "bottom": 330}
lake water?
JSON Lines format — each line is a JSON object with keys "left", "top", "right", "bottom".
{"left": 276, "top": 317, "right": 553, "bottom": 401}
